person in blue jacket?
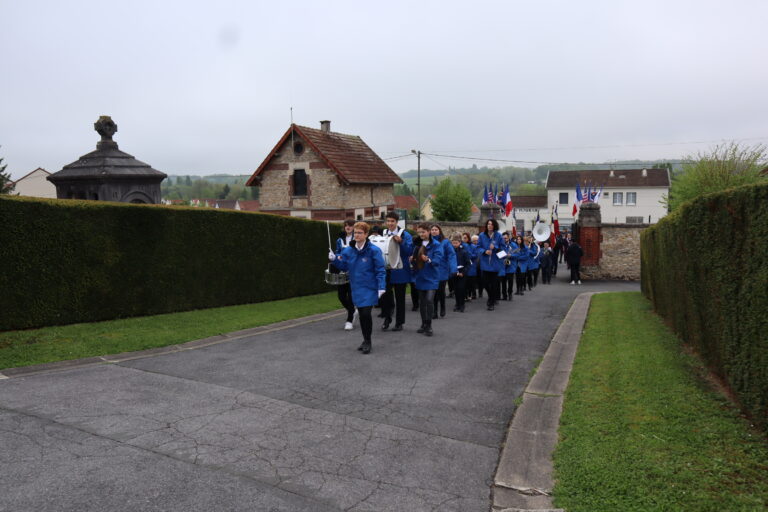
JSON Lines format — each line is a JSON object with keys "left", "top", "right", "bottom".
{"left": 329, "top": 222, "right": 386, "bottom": 354}
{"left": 527, "top": 237, "right": 541, "bottom": 290}
{"left": 478, "top": 219, "right": 504, "bottom": 310}
{"left": 514, "top": 234, "right": 529, "bottom": 296}
{"left": 380, "top": 212, "right": 412, "bottom": 332}
{"left": 430, "top": 224, "right": 457, "bottom": 319}
{"left": 500, "top": 232, "right": 516, "bottom": 301}
{"left": 331, "top": 219, "right": 357, "bottom": 330}
{"left": 410, "top": 223, "right": 444, "bottom": 336}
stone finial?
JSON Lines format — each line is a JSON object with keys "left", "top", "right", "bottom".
{"left": 95, "top": 116, "right": 118, "bottom": 142}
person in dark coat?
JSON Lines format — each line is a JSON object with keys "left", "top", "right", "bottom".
{"left": 330, "top": 222, "right": 387, "bottom": 354}
{"left": 565, "top": 239, "right": 584, "bottom": 285}
{"left": 539, "top": 241, "right": 554, "bottom": 284}
{"left": 450, "top": 233, "right": 471, "bottom": 312}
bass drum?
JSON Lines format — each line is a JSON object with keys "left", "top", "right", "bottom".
{"left": 368, "top": 235, "right": 403, "bottom": 269}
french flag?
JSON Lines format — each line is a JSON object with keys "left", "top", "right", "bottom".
{"left": 504, "top": 185, "right": 513, "bottom": 217}
{"left": 572, "top": 182, "right": 582, "bottom": 216}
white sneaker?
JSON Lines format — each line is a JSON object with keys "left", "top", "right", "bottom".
{"left": 570, "top": 281, "right": 575, "bottom": 285}
{"left": 352, "top": 309, "right": 359, "bottom": 326}
{"left": 577, "top": 280, "right": 582, "bottom": 285}
{"left": 344, "top": 321, "right": 353, "bottom": 331}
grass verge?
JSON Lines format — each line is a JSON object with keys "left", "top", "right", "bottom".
{"left": 0, "top": 292, "right": 339, "bottom": 370}
{"left": 553, "top": 292, "right": 768, "bottom": 511}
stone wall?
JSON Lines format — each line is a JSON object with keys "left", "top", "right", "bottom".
{"left": 580, "top": 223, "right": 649, "bottom": 280}
{"left": 406, "top": 220, "right": 485, "bottom": 235}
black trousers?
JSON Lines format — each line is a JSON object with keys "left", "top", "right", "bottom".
{"left": 482, "top": 270, "right": 498, "bottom": 306}
{"left": 477, "top": 272, "right": 484, "bottom": 297}
{"left": 382, "top": 282, "right": 407, "bottom": 325}
{"left": 454, "top": 276, "right": 466, "bottom": 309}
{"left": 466, "top": 275, "right": 477, "bottom": 298}
{"left": 532, "top": 267, "right": 540, "bottom": 287}
{"left": 552, "top": 254, "right": 559, "bottom": 275}
{"left": 337, "top": 283, "right": 355, "bottom": 322}
{"left": 502, "top": 274, "right": 514, "bottom": 298}
{"left": 516, "top": 269, "right": 526, "bottom": 294}
{"left": 570, "top": 263, "right": 581, "bottom": 282}
{"left": 357, "top": 305, "right": 373, "bottom": 342}
{"left": 447, "top": 277, "right": 455, "bottom": 294}
{"left": 418, "top": 289, "right": 436, "bottom": 328}
{"left": 541, "top": 266, "right": 552, "bottom": 284}
{"left": 436, "top": 280, "right": 447, "bottom": 314}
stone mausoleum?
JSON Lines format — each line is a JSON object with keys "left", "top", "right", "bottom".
{"left": 48, "top": 116, "right": 166, "bottom": 204}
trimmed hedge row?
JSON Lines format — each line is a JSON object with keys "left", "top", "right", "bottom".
{"left": 641, "top": 182, "right": 768, "bottom": 430}
{"left": 0, "top": 196, "right": 335, "bottom": 331}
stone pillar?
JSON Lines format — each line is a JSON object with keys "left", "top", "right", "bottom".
{"left": 479, "top": 203, "right": 506, "bottom": 232}
{"left": 578, "top": 202, "right": 601, "bottom": 267}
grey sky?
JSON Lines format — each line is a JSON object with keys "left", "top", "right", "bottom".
{"left": 2, "top": 0, "right": 767, "bottom": 180}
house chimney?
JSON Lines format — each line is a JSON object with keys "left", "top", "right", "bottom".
{"left": 320, "top": 120, "right": 331, "bottom": 133}
{"left": 642, "top": 168, "right": 648, "bottom": 177}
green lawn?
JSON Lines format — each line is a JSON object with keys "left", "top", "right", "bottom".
{"left": 553, "top": 292, "right": 768, "bottom": 511}
{"left": 0, "top": 292, "right": 339, "bottom": 370}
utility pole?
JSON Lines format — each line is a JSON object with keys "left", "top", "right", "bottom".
{"left": 411, "top": 149, "right": 421, "bottom": 220}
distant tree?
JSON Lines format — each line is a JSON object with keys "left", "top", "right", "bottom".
{"left": 185, "top": 175, "right": 192, "bottom": 186}
{"left": 662, "top": 142, "right": 767, "bottom": 212}
{"left": 219, "top": 184, "right": 231, "bottom": 199}
{"left": 430, "top": 178, "right": 472, "bottom": 222}
{"left": 250, "top": 186, "right": 259, "bottom": 200}
{"left": 0, "top": 150, "right": 15, "bottom": 195}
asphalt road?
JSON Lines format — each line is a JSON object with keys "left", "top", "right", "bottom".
{"left": 0, "top": 272, "right": 639, "bottom": 512}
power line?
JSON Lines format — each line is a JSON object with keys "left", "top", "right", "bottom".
{"left": 423, "top": 152, "right": 690, "bottom": 166}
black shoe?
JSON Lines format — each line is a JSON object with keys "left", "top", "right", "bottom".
{"left": 487, "top": 305, "right": 495, "bottom": 311}
{"left": 411, "top": 304, "right": 419, "bottom": 311}
{"left": 424, "top": 328, "right": 433, "bottom": 337}
{"left": 377, "top": 312, "right": 386, "bottom": 318}
{"left": 392, "top": 324, "right": 403, "bottom": 332}
{"left": 382, "top": 318, "right": 391, "bottom": 331}
{"left": 440, "top": 307, "right": 446, "bottom": 317}
{"left": 458, "top": 306, "right": 465, "bottom": 312}
{"left": 432, "top": 312, "right": 438, "bottom": 319}
{"left": 417, "top": 325, "right": 426, "bottom": 333}
{"left": 502, "top": 295, "right": 508, "bottom": 300}
{"left": 357, "top": 342, "right": 365, "bottom": 351}
{"left": 453, "top": 307, "right": 459, "bottom": 312}
{"left": 361, "top": 341, "right": 371, "bottom": 354}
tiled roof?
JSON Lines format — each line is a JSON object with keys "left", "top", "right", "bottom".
{"left": 509, "top": 195, "right": 547, "bottom": 207}
{"left": 13, "top": 167, "right": 50, "bottom": 183}
{"left": 215, "top": 200, "right": 238, "bottom": 210}
{"left": 471, "top": 203, "right": 480, "bottom": 213}
{"left": 248, "top": 124, "right": 402, "bottom": 185}
{"left": 238, "top": 200, "right": 260, "bottom": 211}
{"left": 394, "top": 195, "right": 419, "bottom": 210}
{"left": 546, "top": 168, "right": 670, "bottom": 188}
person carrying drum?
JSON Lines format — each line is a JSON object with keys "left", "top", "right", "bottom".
{"left": 380, "top": 212, "right": 412, "bottom": 332}
{"left": 329, "top": 222, "right": 386, "bottom": 354}
{"left": 331, "top": 219, "right": 357, "bottom": 331}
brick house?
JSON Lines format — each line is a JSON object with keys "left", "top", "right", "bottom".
{"left": 246, "top": 121, "right": 402, "bottom": 220}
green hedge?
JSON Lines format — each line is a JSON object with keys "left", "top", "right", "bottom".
{"left": 0, "top": 196, "right": 335, "bottom": 331}
{"left": 641, "top": 182, "right": 768, "bottom": 430}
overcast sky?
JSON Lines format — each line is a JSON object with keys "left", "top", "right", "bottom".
{"left": 2, "top": 0, "right": 767, "bottom": 180}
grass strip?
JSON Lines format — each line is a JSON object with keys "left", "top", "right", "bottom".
{"left": 553, "top": 292, "right": 768, "bottom": 511}
{"left": 0, "top": 292, "right": 339, "bottom": 370}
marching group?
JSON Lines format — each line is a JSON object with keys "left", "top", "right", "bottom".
{"left": 329, "top": 212, "right": 584, "bottom": 354}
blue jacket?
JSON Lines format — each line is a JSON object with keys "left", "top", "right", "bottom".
{"left": 437, "top": 237, "right": 458, "bottom": 281}
{"left": 383, "top": 228, "right": 413, "bottom": 285}
{"left": 515, "top": 245, "right": 529, "bottom": 273}
{"left": 505, "top": 242, "right": 521, "bottom": 275}
{"left": 528, "top": 243, "right": 541, "bottom": 270}
{"left": 411, "top": 238, "right": 444, "bottom": 291}
{"left": 499, "top": 241, "right": 516, "bottom": 276}
{"left": 466, "top": 243, "right": 481, "bottom": 277}
{"left": 478, "top": 231, "right": 504, "bottom": 273}
{"left": 332, "top": 240, "right": 387, "bottom": 307}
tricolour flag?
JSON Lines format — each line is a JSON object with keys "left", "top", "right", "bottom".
{"left": 504, "top": 185, "right": 513, "bottom": 217}
{"left": 572, "top": 182, "right": 582, "bottom": 216}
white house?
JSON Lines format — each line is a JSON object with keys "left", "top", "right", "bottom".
{"left": 546, "top": 168, "right": 670, "bottom": 229}
{"left": 11, "top": 168, "right": 57, "bottom": 198}
{"left": 508, "top": 196, "right": 548, "bottom": 234}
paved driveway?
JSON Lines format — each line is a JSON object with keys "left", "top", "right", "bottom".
{"left": 0, "top": 274, "right": 639, "bottom": 511}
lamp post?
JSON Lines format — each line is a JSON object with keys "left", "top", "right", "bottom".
{"left": 411, "top": 149, "right": 421, "bottom": 220}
